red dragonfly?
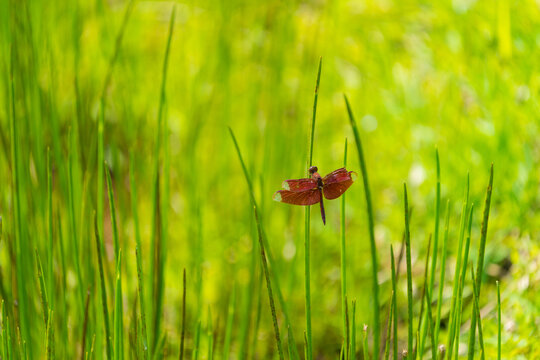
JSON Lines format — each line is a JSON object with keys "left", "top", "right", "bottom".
{"left": 273, "top": 166, "right": 357, "bottom": 225}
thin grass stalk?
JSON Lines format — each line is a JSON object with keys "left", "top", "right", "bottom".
{"left": 114, "top": 250, "right": 124, "bottom": 360}
{"left": 94, "top": 213, "right": 112, "bottom": 359}
{"left": 416, "top": 235, "right": 432, "bottom": 358}
{"left": 467, "top": 165, "right": 494, "bottom": 358}
{"left": 304, "top": 57, "right": 322, "bottom": 360}
{"left": 229, "top": 128, "right": 284, "bottom": 359}
{"left": 97, "top": 0, "right": 135, "bottom": 242}
{"left": 497, "top": 281, "right": 501, "bottom": 360}
{"left": 435, "top": 200, "right": 450, "bottom": 349}
{"left": 130, "top": 153, "right": 149, "bottom": 360}
{"left": 81, "top": 288, "right": 91, "bottom": 360}
{"left": 229, "top": 128, "right": 298, "bottom": 358}
{"left": 105, "top": 165, "right": 120, "bottom": 262}
{"left": 68, "top": 128, "right": 85, "bottom": 312}
{"left": 9, "top": 50, "right": 31, "bottom": 355}
{"left": 351, "top": 300, "right": 356, "bottom": 360}
{"left": 135, "top": 247, "right": 149, "bottom": 358}
{"left": 192, "top": 321, "right": 201, "bottom": 360}
{"left": 57, "top": 214, "right": 69, "bottom": 357}
{"left": 303, "top": 331, "right": 308, "bottom": 360}
{"left": 446, "top": 176, "right": 469, "bottom": 360}
{"left": 390, "top": 246, "right": 398, "bottom": 360}
{"left": 35, "top": 250, "right": 49, "bottom": 327}
{"left": 429, "top": 150, "right": 441, "bottom": 296}
{"left": 420, "top": 149, "right": 440, "bottom": 356}
{"left": 150, "top": 8, "right": 176, "bottom": 351}
{"left": 425, "top": 285, "right": 436, "bottom": 360}
{"left": 469, "top": 266, "right": 484, "bottom": 360}
{"left": 2, "top": 301, "right": 13, "bottom": 360}
{"left": 260, "top": 230, "right": 299, "bottom": 360}
{"left": 179, "top": 269, "right": 186, "bottom": 360}
{"left": 384, "top": 293, "right": 393, "bottom": 360}
{"left": 152, "top": 335, "right": 167, "bottom": 360}
{"left": 341, "top": 139, "right": 349, "bottom": 359}
{"left": 46, "top": 309, "right": 54, "bottom": 360}
{"left": 46, "top": 148, "right": 54, "bottom": 310}
{"left": 454, "top": 205, "right": 474, "bottom": 359}
{"left": 345, "top": 298, "right": 350, "bottom": 360}
{"left": 287, "top": 326, "right": 295, "bottom": 360}
{"left": 344, "top": 95, "right": 380, "bottom": 356}
{"left": 403, "top": 184, "right": 413, "bottom": 357}
{"left": 97, "top": 0, "right": 134, "bottom": 236}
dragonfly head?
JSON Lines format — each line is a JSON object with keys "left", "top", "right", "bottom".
{"left": 309, "top": 166, "right": 318, "bottom": 174}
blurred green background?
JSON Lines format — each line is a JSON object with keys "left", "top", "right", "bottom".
{"left": 1, "top": 0, "right": 539, "bottom": 358}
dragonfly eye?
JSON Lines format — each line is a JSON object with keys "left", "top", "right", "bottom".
{"left": 309, "top": 166, "right": 318, "bottom": 174}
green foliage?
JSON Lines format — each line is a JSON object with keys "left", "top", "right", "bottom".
{"left": 0, "top": 0, "right": 537, "bottom": 358}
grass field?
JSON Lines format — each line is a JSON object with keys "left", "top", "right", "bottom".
{"left": 1, "top": 0, "right": 539, "bottom": 359}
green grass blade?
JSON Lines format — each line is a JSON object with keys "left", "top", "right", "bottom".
{"left": 35, "top": 249, "right": 49, "bottom": 327}
{"left": 304, "top": 57, "right": 322, "bottom": 360}
{"left": 114, "top": 250, "right": 124, "bottom": 360}
{"left": 434, "top": 200, "right": 450, "bottom": 348}
{"left": 105, "top": 164, "right": 120, "bottom": 262}
{"left": 94, "top": 213, "right": 112, "bottom": 359}
{"left": 229, "top": 128, "right": 284, "bottom": 360}
{"left": 446, "top": 175, "right": 469, "bottom": 360}
{"left": 417, "top": 235, "right": 432, "bottom": 358}
{"left": 46, "top": 148, "right": 54, "bottom": 310}
{"left": 135, "top": 247, "right": 149, "bottom": 359}
{"left": 98, "top": 0, "right": 135, "bottom": 245}
{"left": 130, "top": 153, "right": 149, "bottom": 360}
{"left": 454, "top": 204, "right": 474, "bottom": 359}
{"left": 421, "top": 149, "right": 440, "bottom": 356}
{"left": 344, "top": 95, "right": 380, "bottom": 356}
{"left": 46, "top": 309, "right": 54, "bottom": 360}
{"left": 390, "top": 246, "right": 398, "bottom": 360}
{"left": 307, "top": 57, "right": 322, "bottom": 167}
{"left": 351, "top": 300, "right": 356, "bottom": 360}
{"left": 9, "top": 50, "right": 31, "bottom": 356}
{"left": 403, "top": 184, "right": 413, "bottom": 357}
{"left": 227, "top": 130, "right": 298, "bottom": 358}
{"left": 467, "top": 165, "right": 493, "bottom": 358}
{"left": 341, "top": 139, "right": 348, "bottom": 359}
{"left": 429, "top": 150, "right": 441, "bottom": 295}
{"left": 150, "top": 8, "right": 176, "bottom": 351}
{"left": 192, "top": 321, "right": 201, "bottom": 360}
{"left": 469, "top": 266, "right": 485, "bottom": 360}
{"left": 81, "top": 288, "right": 91, "bottom": 360}
{"left": 384, "top": 292, "right": 393, "bottom": 360}
{"left": 497, "top": 281, "right": 501, "bottom": 360}
{"left": 68, "top": 129, "right": 85, "bottom": 311}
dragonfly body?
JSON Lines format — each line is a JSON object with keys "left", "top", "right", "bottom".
{"left": 273, "top": 166, "right": 357, "bottom": 225}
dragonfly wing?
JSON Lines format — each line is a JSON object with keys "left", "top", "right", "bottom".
{"left": 322, "top": 169, "right": 357, "bottom": 200}
{"left": 273, "top": 188, "right": 321, "bottom": 205}
{"left": 282, "top": 178, "right": 317, "bottom": 192}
